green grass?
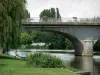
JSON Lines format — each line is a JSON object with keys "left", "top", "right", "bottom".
{"left": 0, "top": 68, "right": 78, "bottom": 75}
{"left": 0, "top": 54, "right": 78, "bottom": 75}
{"left": 0, "top": 59, "right": 26, "bottom": 68}
{"left": 0, "top": 54, "right": 26, "bottom": 68}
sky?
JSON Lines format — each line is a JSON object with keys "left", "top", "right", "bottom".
{"left": 27, "top": 0, "right": 100, "bottom": 18}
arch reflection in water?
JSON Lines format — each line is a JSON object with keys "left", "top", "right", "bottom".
{"left": 70, "top": 56, "right": 93, "bottom": 72}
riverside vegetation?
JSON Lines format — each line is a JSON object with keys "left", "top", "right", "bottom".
{"left": 26, "top": 53, "right": 65, "bottom": 68}
{"left": 0, "top": 54, "right": 78, "bottom": 75}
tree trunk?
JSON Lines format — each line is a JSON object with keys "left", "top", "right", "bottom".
{"left": 2, "top": 49, "right": 6, "bottom": 54}
{"left": 2, "top": 49, "right": 9, "bottom": 54}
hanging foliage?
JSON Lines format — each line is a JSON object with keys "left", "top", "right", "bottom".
{"left": 0, "top": 0, "right": 27, "bottom": 53}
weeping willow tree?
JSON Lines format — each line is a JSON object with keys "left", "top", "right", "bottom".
{"left": 0, "top": 0, "right": 28, "bottom": 54}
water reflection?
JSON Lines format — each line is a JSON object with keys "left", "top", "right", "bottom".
{"left": 93, "top": 56, "right": 100, "bottom": 75}
{"left": 70, "top": 56, "right": 100, "bottom": 75}
{"left": 49, "top": 53, "right": 100, "bottom": 75}
{"left": 70, "top": 56, "right": 93, "bottom": 72}
{"left": 41, "top": 53, "right": 100, "bottom": 74}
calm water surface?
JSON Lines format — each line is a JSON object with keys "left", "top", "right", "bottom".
{"left": 51, "top": 53, "right": 100, "bottom": 75}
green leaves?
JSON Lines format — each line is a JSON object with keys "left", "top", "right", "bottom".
{"left": 24, "top": 31, "right": 68, "bottom": 49}
{"left": 0, "top": 0, "right": 27, "bottom": 50}
{"left": 26, "top": 53, "right": 65, "bottom": 68}
{"left": 40, "top": 8, "right": 61, "bottom": 21}
{"left": 20, "top": 32, "right": 32, "bottom": 45}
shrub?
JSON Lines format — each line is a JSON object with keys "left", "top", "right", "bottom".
{"left": 26, "top": 53, "right": 65, "bottom": 68}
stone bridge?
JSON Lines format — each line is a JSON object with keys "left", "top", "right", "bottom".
{"left": 22, "top": 17, "right": 100, "bottom": 56}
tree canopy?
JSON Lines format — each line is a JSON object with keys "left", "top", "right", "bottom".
{"left": 39, "top": 8, "right": 61, "bottom": 21}
{"left": 0, "top": 0, "right": 27, "bottom": 52}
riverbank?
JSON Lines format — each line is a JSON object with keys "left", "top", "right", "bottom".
{"left": 0, "top": 54, "right": 78, "bottom": 75}
{"left": 94, "top": 52, "right": 100, "bottom": 55}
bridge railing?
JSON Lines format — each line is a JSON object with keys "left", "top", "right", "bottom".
{"left": 22, "top": 17, "right": 100, "bottom": 24}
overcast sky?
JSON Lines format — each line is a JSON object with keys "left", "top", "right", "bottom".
{"left": 27, "top": 0, "right": 100, "bottom": 18}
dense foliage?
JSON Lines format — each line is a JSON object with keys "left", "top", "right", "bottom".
{"left": 26, "top": 53, "right": 65, "bottom": 68}
{"left": 20, "top": 31, "right": 72, "bottom": 49}
{"left": 20, "top": 32, "right": 32, "bottom": 45}
{"left": 0, "top": 0, "right": 27, "bottom": 53}
{"left": 94, "top": 40, "right": 100, "bottom": 52}
{"left": 40, "top": 8, "right": 61, "bottom": 21}
{"left": 31, "top": 31, "right": 72, "bottom": 49}
{"left": 48, "top": 34, "right": 67, "bottom": 49}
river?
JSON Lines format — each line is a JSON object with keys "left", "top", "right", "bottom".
{"left": 9, "top": 49, "right": 100, "bottom": 75}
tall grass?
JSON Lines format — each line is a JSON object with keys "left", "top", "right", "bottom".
{"left": 26, "top": 53, "right": 65, "bottom": 68}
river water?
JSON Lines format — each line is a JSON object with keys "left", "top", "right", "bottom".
{"left": 48, "top": 53, "right": 100, "bottom": 75}
{"left": 9, "top": 50, "right": 100, "bottom": 75}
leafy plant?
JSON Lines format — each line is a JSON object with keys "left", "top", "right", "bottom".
{"left": 26, "top": 53, "right": 65, "bottom": 68}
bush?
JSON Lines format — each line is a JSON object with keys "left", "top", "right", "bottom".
{"left": 26, "top": 53, "right": 65, "bottom": 68}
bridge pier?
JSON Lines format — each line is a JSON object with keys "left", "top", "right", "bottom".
{"left": 81, "top": 40, "right": 94, "bottom": 56}
{"left": 74, "top": 40, "right": 94, "bottom": 56}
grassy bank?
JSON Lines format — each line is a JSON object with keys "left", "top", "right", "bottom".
{"left": 0, "top": 68, "right": 78, "bottom": 75}
{"left": 0, "top": 54, "right": 78, "bottom": 75}
{"left": 0, "top": 54, "right": 25, "bottom": 68}
{"left": 94, "top": 52, "right": 100, "bottom": 55}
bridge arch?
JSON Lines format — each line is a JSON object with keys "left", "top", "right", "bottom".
{"left": 41, "top": 30, "right": 84, "bottom": 56}
{"left": 22, "top": 23, "right": 100, "bottom": 56}
{"left": 93, "top": 39, "right": 100, "bottom": 52}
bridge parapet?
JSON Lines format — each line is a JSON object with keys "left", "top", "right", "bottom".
{"left": 22, "top": 17, "right": 100, "bottom": 25}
